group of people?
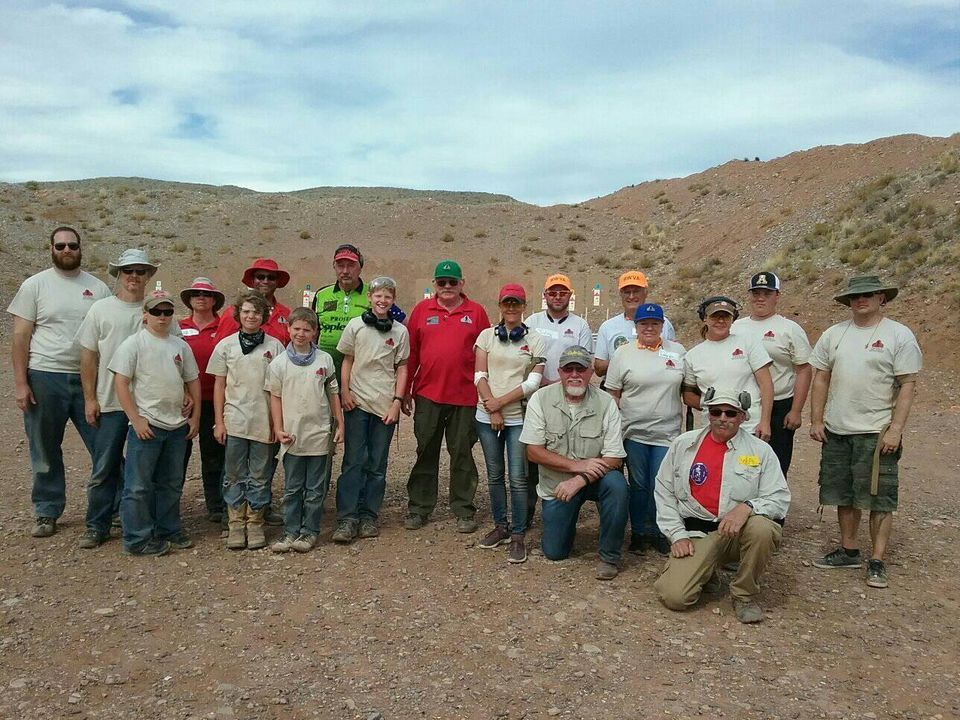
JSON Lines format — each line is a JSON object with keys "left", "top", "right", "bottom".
{"left": 10, "top": 226, "right": 922, "bottom": 624}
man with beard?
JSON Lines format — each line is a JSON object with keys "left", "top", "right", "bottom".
{"left": 519, "top": 346, "right": 629, "bottom": 580}
{"left": 8, "top": 227, "right": 111, "bottom": 537}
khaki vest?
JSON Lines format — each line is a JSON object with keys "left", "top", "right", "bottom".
{"left": 536, "top": 384, "right": 609, "bottom": 495}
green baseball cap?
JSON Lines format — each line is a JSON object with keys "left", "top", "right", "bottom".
{"left": 434, "top": 259, "right": 463, "bottom": 280}
{"left": 558, "top": 345, "right": 593, "bottom": 369}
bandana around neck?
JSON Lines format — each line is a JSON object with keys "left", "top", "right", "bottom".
{"left": 286, "top": 342, "right": 318, "bottom": 366}
{"left": 238, "top": 329, "right": 266, "bottom": 355}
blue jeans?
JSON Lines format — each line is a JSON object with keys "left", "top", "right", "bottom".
{"left": 624, "top": 439, "right": 669, "bottom": 537}
{"left": 121, "top": 425, "right": 188, "bottom": 551}
{"left": 85, "top": 411, "right": 128, "bottom": 535}
{"left": 337, "top": 408, "right": 396, "bottom": 523}
{"left": 475, "top": 421, "right": 527, "bottom": 534}
{"left": 22, "top": 370, "right": 96, "bottom": 518}
{"left": 282, "top": 453, "right": 328, "bottom": 536}
{"left": 541, "top": 470, "right": 629, "bottom": 565}
{"left": 223, "top": 436, "right": 273, "bottom": 511}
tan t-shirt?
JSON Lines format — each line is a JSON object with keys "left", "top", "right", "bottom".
{"left": 682, "top": 334, "right": 772, "bottom": 432}
{"left": 108, "top": 330, "right": 199, "bottom": 431}
{"left": 810, "top": 317, "right": 922, "bottom": 435}
{"left": 7, "top": 268, "right": 111, "bottom": 373}
{"left": 266, "top": 351, "right": 340, "bottom": 456}
{"left": 336, "top": 316, "right": 410, "bottom": 417}
{"left": 207, "top": 333, "right": 285, "bottom": 443}
{"left": 605, "top": 339, "right": 687, "bottom": 446}
{"left": 733, "top": 315, "right": 812, "bottom": 400}
{"left": 474, "top": 326, "right": 547, "bottom": 425}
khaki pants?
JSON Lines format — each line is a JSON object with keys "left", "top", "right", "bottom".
{"left": 654, "top": 515, "right": 782, "bottom": 610}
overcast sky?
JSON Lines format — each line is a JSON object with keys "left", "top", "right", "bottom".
{"left": 1, "top": 1, "right": 958, "bottom": 205}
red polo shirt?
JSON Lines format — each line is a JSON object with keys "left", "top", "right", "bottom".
{"left": 407, "top": 294, "right": 490, "bottom": 407}
{"left": 216, "top": 300, "right": 291, "bottom": 347}
{"left": 179, "top": 314, "right": 220, "bottom": 401}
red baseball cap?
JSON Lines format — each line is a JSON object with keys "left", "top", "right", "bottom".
{"left": 499, "top": 283, "right": 526, "bottom": 303}
{"left": 333, "top": 244, "right": 363, "bottom": 265}
{"left": 242, "top": 258, "right": 290, "bottom": 288}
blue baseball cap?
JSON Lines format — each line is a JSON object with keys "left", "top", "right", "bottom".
{"left": 633, "top": 303, "right": 664, "bottom": 322}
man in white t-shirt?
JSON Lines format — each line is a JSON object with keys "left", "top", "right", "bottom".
{"left": 594, "top": 270, "right": 676, "bottom": 378}
{"left": 7, "top": 226, "right": 111, "bottom": 538}
{"left": 809, "top": 276, "right": 922, "bottom": 590}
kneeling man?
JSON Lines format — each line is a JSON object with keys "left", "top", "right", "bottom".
{"left": 520, "top": 346, "right": 628, "bottom": 580}
{"left": 654, "top": 388, "right": 790, "bottom": 622}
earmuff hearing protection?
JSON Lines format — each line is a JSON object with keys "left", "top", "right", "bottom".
{"left": 702, "top": 386, "right": 751, "bottom": 411}
{"left": 494, "top": 322, "right": 529, "bottom": 343}
{"left": 361, "top": 309, "right": 393, "bottom": 332}
{"left": 697, "top": 295, "right": 740, "bottom": 321}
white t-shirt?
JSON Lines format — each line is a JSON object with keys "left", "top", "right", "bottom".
{"left": 7, "top": 268, "right": 111, "bottom": 373}
{"left": 474, "top": 326, "right": 547, "bottom": 425}
{"left": 207, "top": 333, "right": 286, "bottom": 443}
{"left": 809, "top": 318, "right": 922, "bottom": 435}
{"left": 595, "top": 312, "right": 677, "bottom": 362}
{"left": 266, "top": 350, "right": 340, "bottom": 456}
{"left": 524, "top": 311, "right": 593, "bottom": 382}
{"left": 682, "top": 334, "right": 772, "bottom": 432}
{"left": 605, "top": 339, "right": 687, "bottom": 446}
{"left": 336, "top": 316, "right": 410, "bottom": 418}
{"left": 732, "top": 315, "right": 812, "bottom": 401}
{"left": 108, "top": 330, "right": 199, "bottom": 431}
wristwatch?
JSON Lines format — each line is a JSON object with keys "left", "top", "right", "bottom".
{"left": 744, "top": 500, "right": 755, "bottom": 513}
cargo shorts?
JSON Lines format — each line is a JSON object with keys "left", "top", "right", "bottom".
{"left": 818, "top": 430, "right": 901, "bottom": 512}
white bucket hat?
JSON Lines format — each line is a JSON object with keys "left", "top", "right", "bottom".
{"left": 108, "top": 248, "right": 159, "bottom": 278}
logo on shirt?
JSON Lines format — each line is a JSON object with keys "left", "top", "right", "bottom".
{"left": 732, "top": 348, "right": 744, "bottom": 358}
{"left": 613, "top": 335, "right": 629, "bottom": 350}
{"left": 385, "top": 337, "right": 395, "bottom": 347}
{"left": 82, "top": 289, "right": 94, "bottom": 299}
{"left": 763, "top": 330, "right": 776, "bottom": 340}
{"left": 869, "top": 339, "right": 885, "bottom": 352}
{"left": 264, "top": 350, "right": 273, "bottom": 360}
{"left": 460, "top": 315, "right": 473, "bottom": 324}
{"left": 322, "top": 301, "right": 337, "bottom": 312}
{"left": 426, "top": 315, "right": 440, "bottom": 325}
{"left": 520, "top": 344, "right": 530, "bottom": 352}
{"left": 173, "top": 353, "right": 182, "bottom": 367}
{"left": 315, "top": 367, "right": 325, "bottom": 378}
{"left": 564, "top": 328, "right": 574, "bottom": 336}
{"left": 277, "top": 316, "right": 287, "bottom": 324}
{"left": 690, "top": 462, "right": 708, "bottom": 486}
{"left": 665, "top": 359, "right": 677, "bottom": 368}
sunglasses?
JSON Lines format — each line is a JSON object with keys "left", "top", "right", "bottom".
{"left": 708, "top": 408, "right": 740, "bottom": 418}
{"left": 559, "top": 365, "right": 589, "bottom": 374}
{"left": 120, "top": 267, "right": 149, "bottom": 276}
{"left": 435, "top": 279, "right": 460, "bottom": 288}
{"left": 53, "top": 242, "right": 80, "bottom": 251}
{"left": 253, "top": 273, "right": 277, "bottom": 281}
{"left": 192, "top": 290, "right": 216, "bottom": 298}
{"left": 620, "top": 288, "right": 645, "bottom": 297}
{"left": 545, "top": 290, "right": 570, "bottom": 298}
{"left": 147, "top": 307, "right": 175, "bottom": 317}
{"left": 848, "top": 292, "right": 877, "bottom": 300}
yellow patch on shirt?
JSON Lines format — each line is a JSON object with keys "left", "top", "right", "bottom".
{"left": 738, "top": 455, "right": 760, "bottom": 467}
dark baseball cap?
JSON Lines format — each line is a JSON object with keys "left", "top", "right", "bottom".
{"left": 748, "top": 271, "right": 781, "bottom": 291}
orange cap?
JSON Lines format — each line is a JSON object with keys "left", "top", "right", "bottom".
{"left": 544, "top": 273, "right": 572, "bottom": 291}
{"left": 618, "top": 270, "right": 648, "bottom": 290}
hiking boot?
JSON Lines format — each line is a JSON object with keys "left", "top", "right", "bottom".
{"left": 271, "top": 534, "right": 298, "bottom": 553}
{"left": 866, "top": 559, "right": 889, "bottom": 588}
{"left": 226, "top": 504, "right": 247, "bottom": 550}
{"left": 292, "top": 534, "right": 317, "bottom": 553}
{"left": 404, "top": 514, "right": 426, "bottom": 530}
{"left": 456, "top": 517, "right": 478, "bottom": 534}
{"left": 331, "top": 521, "right": 357, "bottom": 544}
{"left": 507, "top": 534, "right": 527, "bottom": 564}
{"left": 733, "top": 598, "right": 764, "bottom": 623}
{"left": 207, "top": 510, "right": 223, "bottom": 524}
{"left": 703, "top": 571, "right": 722, "bottom": 594}
{"left": 357, "top": 520, "right": 380, "bottom": 538}
{"left": 31, "top": 517, "right": 57, "bottom": 538}
{"left": 264, "top": 505, "right": 284, "bottom": 527}
{"left": 78, "top": 528, "right": 107, "bottom": 549}
{"left": 246, "top": 506, "right": 267, "bottom": 550}
{"left": 167, "top": 531, "right": 193, "bottom": 550}
{"left": 123, "top": 539, "right": 172, "bottom": 557}
{"left": 813, "top": 547, "right": 862, "bottom": 569}
{"left": 477, "top": 525, "right": 511, "bottom": 549}
{"left": 653, "top": 534, "right": 672, "bottom": 556}
{"left": 628, "top": 534, "right": 649, "bottom": 554}
{"left": 595, "top": 561, "right": 619, "bottom": 581}
{"left": 723, "top": 561, "right": 741, "bottom": 572}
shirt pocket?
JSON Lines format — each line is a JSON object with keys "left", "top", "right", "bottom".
{"left": 728, "top": 466, "right": 761, "bottom": 502}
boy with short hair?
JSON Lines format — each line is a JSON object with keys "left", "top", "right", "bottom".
{"left": 267, "top": 307, "right": 343, "bottom": 552}
{"left": 109, "top": 291, "right": 200, "bottom": 556}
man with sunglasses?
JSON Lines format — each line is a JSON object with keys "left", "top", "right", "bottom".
{"left": 403, "top": 259, "right": 490, "bottom": 533}
{"left": 654, "top": 388, "right": 789, "bottom": 623}
{"left": 8, "top": 227, "right": 111, "bottom": 538}
{"left": 75, "top": 248, "right": 174, "bottom": 548}
{"left": 217, "top": 258, "right": 291, "bottom": 346}
{"left": 809, "top": 276, "right": 922, "bottom": 590}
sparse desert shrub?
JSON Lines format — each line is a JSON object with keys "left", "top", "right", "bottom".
{"left": 639, "top": 255, "right": 655, "bottom": 269}
{"left": 441, "top": 232, "right": 455, "bottom": 243}
{"left": 132, "top": 212, "right": 148, "bottom": 222}
{"left": 489, "top": 256, "right": 499, "bottom": 265}
{"left": 653, "top": 190, "right": 665, "bottom": 199}
{"left": 405, "top": 230, "right": 415, "bottom": 238}
{"left": 534, "top": 215, "right": 545, "bottom": 221}
{"left": 171, "top": 242, "right": 188, "bottom": 253}
{"left": 657, "top": 196, "right": 670, "bottom": 205}
{"left": 565, "top": 246, "right": 576, "bottom": 256}
{"left": 23, "top": 214, "right": 34, "bottom": 222}
{"left": 595, "top": 256, "right": 610, "bottom": 267}
{"left": 133, "top": 195, "right": 148, "bottom": 205}
{"left": 299, "top": 230, "right": 311, "bottom": 239}
{"left": 525, "top": 235, "right": 540, "bottom": 242}
{"left": 474, "top": 230, "right": 487, "bottom": 238}
{"left": 567, "top": 232, "right": 586, "bottom": 242}
{"left": 24, "top": 180, "right": 40, "bottom": 191}
{"left": 631, "top": 239, "right": 643, "bottom": 250}
{"left": 547, "top": 227, "right": 556, "bottom": 233}
{"left": 937, "top": 150, "right": 959, "bottom": 175}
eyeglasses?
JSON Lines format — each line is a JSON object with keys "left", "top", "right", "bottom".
{"left": 120, "top": 267, "right": 149, "bottom": 276}
{"left": 253, "top": 273, "right": 277, "bottom": 281}
{"left": 620, "top": 288, "right": 646, "bottom": 297}
{"left": 53, "top": 242, "right": 80, "bottom": 251}
{"left": 848, "top": 292, "right": 877, "bottom": 300}
{"left": 545, "top": 290, "right": 570, "bottom": 298}
{"left": 435, "top": 279, "right": 459, "bottom": 288}
{"left": 192, "top": 291, "right": 216, "bottom": 298}
{"left": 147, "top": 307, "right": 175, "bottom": 317}
{"left": 708, "top": 408, "right": 740, "bottom": 418}
{"left": 500, "top": 300, "right": 524, "bottom": 308}
{"left": 559, "top": 365, "right": 589, "bottom": 374}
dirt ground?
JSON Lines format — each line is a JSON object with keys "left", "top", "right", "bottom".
{"left": 1, "top": 358, "right": 959, "bottom": 720}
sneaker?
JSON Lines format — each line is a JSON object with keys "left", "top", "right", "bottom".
{"left": 123, "top": 539, "right": 172, "bottom": 557}
{"left": 595, "top": 561, "right": 619, "bottom": 581}
{"left": 456, "top": 517, "right": 479, "bottom": 534}
{"left": 733, "top": 598, "right": 764, "bottom": 624}
{"left": 404, "top": 514, "right": 425, "bottom": 531}
{"left": 271, "top": 534, "right": 298, "bottom": 553}
{"left": 703, "top": 571, "right": 722, "bottom": 595}
{"left": 264, "top": 506, "right": 284, "bottom": 527}
{"left": 207, "top": 511, "right": 224, "bottom": 524}
{"left": 477, "top": 525, "right": 511, "bottom": 549}
{"left": 507, "top": 534, "right": 527, "bottom": 564}
{"left": 357, "top": 520, "right": 380, "bottom": 539}
{"left": 813, "top": 547, "right": 863, "bottom": 569}
{"left": 866, "top": 559, "right": 889, "bottom": 588}
{"left": 111, "top": 514, "right": 122, "bottom": 530}
{"left": 628, "top": 534, "right": 649, "bottom": 555}
{"left": 653, "top": 535, "right": 672, "bottom": 556}
{"left": 78, "top": 528, "right": 107, "bottom": 549}
{"left": 167, "top": 531, "right": 193, "bottom": 550}
{"left": 331, "top": 521, "right": 357, "bottom": 544}
{"left": 291, "top": 534, "right": 317, "bottom": 553}
{"left": 31, "top": 517, "right": 57, "bottom": 538}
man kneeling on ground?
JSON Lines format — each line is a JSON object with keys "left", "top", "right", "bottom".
{"left": 653, "top": 388, "right": 790, "bottom": 622}
{"left": 519, "top": 346, "right": 628, "bottom": 580}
